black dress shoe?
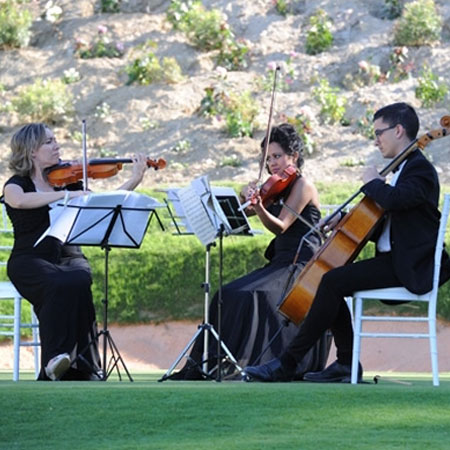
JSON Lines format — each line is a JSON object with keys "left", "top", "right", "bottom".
{"left": 244, "top": 358, "right": 295, "bottom": 382}
{"left": 303, "top": 360, "right": 363, "bottom": 383}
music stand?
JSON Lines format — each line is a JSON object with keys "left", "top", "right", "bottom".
{"left": 159, "top": 176, "right": 254, "bottom": 382}
{"left": 40, "top": 191, "right": 164, "bottom": 381}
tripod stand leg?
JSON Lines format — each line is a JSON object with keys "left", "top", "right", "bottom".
{"left": 158, "top": 325, "right": 206, "bottom": 382}
{"left": 102, "top": 330, "right": 133, "bottom": 381}
{"left": 208, "top": 326, "right": 244, "bottom": 375}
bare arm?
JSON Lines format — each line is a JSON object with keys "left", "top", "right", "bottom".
{"left": 115, "top": 154, "right": 148, "bottom": 191}
{"left": 3, "top": 183, "right": 86, "bottom": 209}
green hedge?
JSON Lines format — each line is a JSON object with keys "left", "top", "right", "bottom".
{"left": 1, "top": 182, "right": 450, "bottom": 328}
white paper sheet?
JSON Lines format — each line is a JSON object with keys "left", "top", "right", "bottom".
{"left": 35, "top": 191, "right": 163, "bottom": 248}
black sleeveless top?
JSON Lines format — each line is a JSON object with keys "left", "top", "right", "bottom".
{"left": 3, "top": 175, "right": 82, "bottom": 260}
{"left": 265, "top": 175, "right": 321, "bottom": 266}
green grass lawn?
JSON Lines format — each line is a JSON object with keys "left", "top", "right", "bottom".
{"left": 1, "top": 371, "right": 449, "bottom": 450}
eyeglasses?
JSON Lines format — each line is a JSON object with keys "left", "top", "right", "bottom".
{"left": 374, "top": 125, "right": 396, "bottom": 138}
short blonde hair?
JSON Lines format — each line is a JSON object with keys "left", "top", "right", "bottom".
{"left": 9, "top": 123, "right": 49, "bottom": 176}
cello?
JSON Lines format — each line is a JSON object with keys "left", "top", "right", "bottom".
{"left": 278, "top": 115, "right": 450, "bottom": 325}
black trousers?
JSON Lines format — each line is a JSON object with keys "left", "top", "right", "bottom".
{"left": 281, "top": 252, "right": 402, "bottom": 367}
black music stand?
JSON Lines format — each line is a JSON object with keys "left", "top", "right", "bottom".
{"left": 48, "top": 191, "right": 164, "bottom": 381}
{"left": 159, "top": 176, "right": 254, "bottom": 382}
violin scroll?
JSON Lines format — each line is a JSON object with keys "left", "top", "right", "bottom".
{"left": 440, "top": 115, "right": 450, "bottom": 129}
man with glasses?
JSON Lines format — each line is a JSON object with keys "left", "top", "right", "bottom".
{"left": 244, "top": 102, "right": 450, "bottom": 383}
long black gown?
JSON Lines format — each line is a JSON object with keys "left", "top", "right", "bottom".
{"left": 172, "top": 183, "right": 331, "bottom": 380}
{"left": 3, "top": 175, "right": 101, "bottom": 380}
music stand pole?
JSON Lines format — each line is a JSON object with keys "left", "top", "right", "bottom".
{"left": 202, "top": 242, "right": 213, "bottom": 375}
{"left": 97, "top": 205, "right": 133, "bottom": 381}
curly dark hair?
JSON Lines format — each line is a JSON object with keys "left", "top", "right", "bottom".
{"left": 260, "top": 123, "right": 304, "bottom": 171}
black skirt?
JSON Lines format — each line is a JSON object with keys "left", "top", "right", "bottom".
{"left": 171, "top": 261, "right": 331, "bottom": 380}
{"left": 8, "top": 243, "right": 101, "bottom": 380}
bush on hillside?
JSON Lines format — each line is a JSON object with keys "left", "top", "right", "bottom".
{"left": 305, "top": 9, "right": 333, "bottom": 55}
{"left": 415, "top": 66, "right": 448, "bottom": 108}
{"left": 166, "top": 0, "right": 249, "bottom": 70}
{"left": 11, "top": 78, "right": 74, "bottom": 123}
{"left": 0, "top": 0, "right": 32, "bottom": 49}
{"left": 393, "top": 0, "right": 442, "bottom": 46}
{"left": 125, "top": 41, "right": 184, "bottom": 85}
{"left": 312, "top": 78, "right": 347, "bottom": 125}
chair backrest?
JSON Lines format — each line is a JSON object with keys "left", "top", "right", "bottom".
{"left": 431, "top": 194, "right": 450, "bottom": 296}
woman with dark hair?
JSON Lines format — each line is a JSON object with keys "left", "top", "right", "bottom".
{"left": 2, "top": 123, "right": 148, "bottom": 381}
{"left": 172, "top": 123, "right": 330, "bottom": 380}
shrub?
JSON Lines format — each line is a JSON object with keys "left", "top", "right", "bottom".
{"left": 344, "top": 60, "right": 385, "bottom": 89}
{"left": 220, "top": 155, "right": 242, "bottom": 168}
{"left": 225, "top": 91, "right": 258, "bottom": 138}
{"left": 100, "top": 0, "right": 121, "bottom": 13}
{"left": 279, "top": 108, "right": 316, "bottom": 155}
{"left": 393, "top": 0, "right": 442, "bottom": 47}
{"left": 387, "top": 46, "right": 414, "bottom": 82}
{"left": 75, "top": 25, "right": 124, "bottom": 59}
{"left": 0, "top": 0, "right": 32, "bottom": 49}
{"left": 173, "top": 1, "right": 227, "bottom": 51}
{"left": 42, "top": 1, "right": 62, "bottom": 23}
{"left": 11, "top": 78, "right": 74, "bottom": 123}
{"left": 415, "top": 66, "right": 448, "bottom": 108}
{"left": 61, "top": 68, "right": 81, "bottom": 84}
{"left": 357, "top": 107, "right": 375, "bottom": 140}
{"left": 166, "top": 0, "right": 196, "bottom": 30}
{"left": 215, "top": 37, "right": 249, "bottom": 71}
{"left": 260, "top": 54, "right": 297, "bottom": 93}
{"left": 199, "top": 85, "right": 259, "bottom": 138}
{"left": 312, "top": 78, "right": 347, "bottom": 125}
{"left": 382, "top": 0, "right": 405, "bottom": 19}
{"left": 125, "top": 41, "right": 184, "bottom": 85}
{"left": 166, "top": 0, "right": 248, "bottom": 70}
{"left": 272, "top": 0, "right": 305, "bottom": 16}
{"left": 305, "top": 9, "right": 333, "bottom": 55}
{"left": 171, "top": 139, "right": 191, "bottom": 154}
{"left": 273, "top": 0, "right": 289, "bottom": 16}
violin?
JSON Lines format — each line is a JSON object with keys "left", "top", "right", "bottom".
{"left": 251, "top": 165, "right": 298, "bottom": 207}
{"left": 44, "top": 157, "right": 166, "bottom": 187}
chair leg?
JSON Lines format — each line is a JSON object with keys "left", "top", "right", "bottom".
{"left": 31, "top": 307, "right": 40, "bottom": 379}
{"left": 13, "top": 295, "right": 22, "bottom": 382}
{"left": 428, "top": 317, "right": 439, "bottom": 387}
{"left": 351, "top": 297, "right": 363, "bottom": 384}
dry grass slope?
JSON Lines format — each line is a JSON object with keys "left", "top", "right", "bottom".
{"left": 0, "top": 0, "right": 449, "bottom": 190}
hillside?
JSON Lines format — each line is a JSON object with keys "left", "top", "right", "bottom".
{"left": 1, "top": 0, "right": 449, "bottom": 191}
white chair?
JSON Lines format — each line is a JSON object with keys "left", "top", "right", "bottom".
{"left": 351, "top": 193, "right": 450, "bottom": 386}
{"left": 0, "top": 204, "right": 40, "bottom": 381}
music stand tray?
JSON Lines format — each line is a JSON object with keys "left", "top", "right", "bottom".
{"left": 38, "top": 190, "right": 164, "bottom": 381}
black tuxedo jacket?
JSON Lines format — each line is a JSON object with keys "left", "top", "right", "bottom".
{"left": 361, "top": 149, "right": 450, "bottom": 294}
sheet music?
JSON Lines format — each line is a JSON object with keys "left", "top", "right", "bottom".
{"left": 166, "top": 189, "right": 193, "bottom": 233}
{"left": 177, "top": 185, "right": 218, "bottom": 246}
{"left": 191, "top": 176, "right": 231, "bottom": 234}
{"left": 35, "top": 191, "right": 163, "bottom": 247}
{"left": 166, "top": 176, "right": 254, "bottom": 245}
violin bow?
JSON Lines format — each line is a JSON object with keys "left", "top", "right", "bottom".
{"left": 82, "top": 119, "right": 88, "bottom": 191}
{"left": 239, "top": 66, "right": 280, "bottom": 212}
{"left": 258, "top": 66, "right": 280, "bottom": 183}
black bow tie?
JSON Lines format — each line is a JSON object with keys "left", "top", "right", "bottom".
{"left": 392, "top": 165, "right": 400, "bottom": 173}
